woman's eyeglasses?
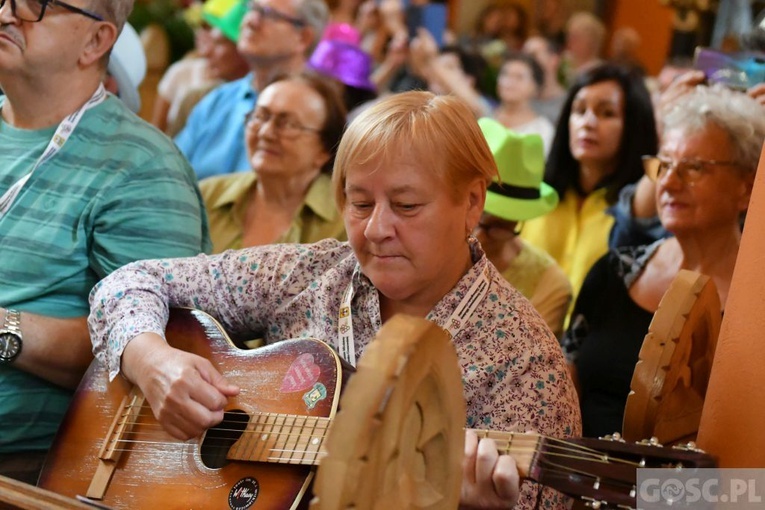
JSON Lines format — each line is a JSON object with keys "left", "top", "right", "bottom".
{"left": 642, "top": 155, "right": 743, "bottom": 184}
{"left": 245, "top": 109, "right": 321, "bottom": 139}
{"left": 0, "top": 0, "right": 104, "bottom": 22}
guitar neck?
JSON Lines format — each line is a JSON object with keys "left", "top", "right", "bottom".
{"left": 468, "top": 429, "right": 542, "bottom": 478}
{"left": 226, "top": 413, "right": 542, "bottom": 477}
{"left": 227, "top": 412, "right": 332, "bottom": 466}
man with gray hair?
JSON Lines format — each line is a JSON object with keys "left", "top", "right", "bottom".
{"left": 0, "top": 0, "right": 211, "bottom": 483}
{"left": 175, "top": 0, "right": 329, "bottom": 180}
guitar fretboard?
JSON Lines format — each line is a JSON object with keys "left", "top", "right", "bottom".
{"left": 227, "top": 412, "right": 332, "bottom": 465}
{"left": 225, "top": 412, "right": 542, "bottom": 475}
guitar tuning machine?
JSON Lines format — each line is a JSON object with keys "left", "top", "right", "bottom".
{"left": 599, "top": 432, "right": 626, "bottom": 442}
{"left": 582, "top": 497, "right": 634, "bottom": 509}
{"left": 636, "top": 436, "right": 664, "bottom": 447}
{"left": 581, "top": 497, "right": 603, "bottom": 509}
{"left": 671, "top": 441, "right": 707, "bottom": 453}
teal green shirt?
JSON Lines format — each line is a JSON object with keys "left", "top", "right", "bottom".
{"left": 0, "top": 94, "right": 212, "bottom": 453}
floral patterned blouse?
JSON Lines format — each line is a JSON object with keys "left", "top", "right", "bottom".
{"left": 89, "top": 238, "right": 581, "bottom": 509}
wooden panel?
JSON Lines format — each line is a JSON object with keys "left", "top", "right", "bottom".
{"left": 608, "top": 0, "right": 674, "bottom": 76}
{"left": 0, "top": 475, "right": 95, "bottom": 510}
{"left": 696, "top": 143, "right": 765, "bottom": 467}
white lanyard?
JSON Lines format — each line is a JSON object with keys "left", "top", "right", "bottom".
{"left": 337, "top": 265, "right": 491, "bottom": 366}
{"left": 0, "top": 84, "right": 107, "bottom": 217}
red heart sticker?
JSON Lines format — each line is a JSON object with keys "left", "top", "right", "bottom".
{"left": 281, "top": 353, "right": 321, "bottom": 393}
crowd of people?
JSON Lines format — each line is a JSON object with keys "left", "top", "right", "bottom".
{"left": 1, "top": 0, "right": 765, "bottom": 508}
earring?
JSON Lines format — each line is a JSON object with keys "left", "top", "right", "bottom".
{"left": 466, "top": 234, "right": 478, "bottom": 245}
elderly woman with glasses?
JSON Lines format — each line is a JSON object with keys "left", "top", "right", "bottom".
{"left": 560, "top": 84, "right": 765, "bottom": 438}
{"left": 198, "top": 71, "right": 347, "bottom": 253}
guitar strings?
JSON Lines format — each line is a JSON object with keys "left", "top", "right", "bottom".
{"left": 104, "top": 405, "right": 645, "bottom": 485}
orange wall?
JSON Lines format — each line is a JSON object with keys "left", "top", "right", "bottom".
{"left": 607, "top": 0, "right": 675, "bottom": 76}
{"left": 696, "top": 144, "right": 765, "bottom": 467}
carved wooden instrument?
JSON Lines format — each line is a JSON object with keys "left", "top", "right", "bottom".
{"left": 624, "top": 270, "right": 721, "bottom": 445}
{"left": 38, "top": 309, "right": 716, "bottom": 510}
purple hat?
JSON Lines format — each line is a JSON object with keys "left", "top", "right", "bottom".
{"left": 308, "top": 40, "right": 376, "bottom": 92}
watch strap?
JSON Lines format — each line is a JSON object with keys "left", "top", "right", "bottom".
{"left": 3, "top": 309, "right": 21, "bottom": 336}
{"left": 0, "top": 309, "right": 22, "bottom": 363}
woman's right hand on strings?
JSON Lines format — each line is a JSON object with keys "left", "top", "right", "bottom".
{"left": 121, "top": 332, "right": 240, "bottom": 440}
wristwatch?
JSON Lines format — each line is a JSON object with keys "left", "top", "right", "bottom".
{"left": 0, "top": 309, "right": 22, "bottom": 363}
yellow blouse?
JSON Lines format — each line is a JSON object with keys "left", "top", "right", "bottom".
{"left": 200, "top": 172, "right": 346, "bottom": 254}
{"left": 521, "top": 187, "right": 613, "bottom": 303}
{"left": 500, "top": 239, "right": 572, "bottom": 339}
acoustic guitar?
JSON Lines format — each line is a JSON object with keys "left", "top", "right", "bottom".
{"left": 38, "top": 309, "right": 715, "bottom": 510}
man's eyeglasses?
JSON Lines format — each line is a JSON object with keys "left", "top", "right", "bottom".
{"left": 642, "top": 155, "right": 743, "bottom": 184}
{"left": 246, "top": 1, "right": 305, "bottom": 27}
{"left": 0, "top": 0, "right": 104, "bottom": 22}
{"left": 245, "top": 108, "right": 321, "bottom": 139}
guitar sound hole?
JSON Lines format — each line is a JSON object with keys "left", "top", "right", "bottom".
{"left": 200, "top": 409, "right": 250, "bottom": 469}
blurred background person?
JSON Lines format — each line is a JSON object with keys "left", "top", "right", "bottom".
{"left": 563, "top": 11, "right": 605, "bottom": 86}
{"left": 104, "top": 23, "right": 147, "bottom": 114}
{"left": 476, "top": 119, "right": 571, "bottom": 338}
{"left": 152, "top": 0, "right": 249, "bottom": 136}
{"left": 521, "top": 63, "right": 658, "bottom": 305}
{"left": 461, "top": 0, "right": 530, "bottom": 54}
{"left": 324, "top": 0, "right": 363, "bottom": 41}
{"left": 562, "top": 85, "right": 765, "bottom": 437}
{"left": 523, "top": 34, "right": 567, "bottom": 124}
{"left": 608, "top": 26, "right": 646, "bottom": 76}
{"left": 175, "top": 0, "right": 329, "bottom": 180}
{"left": 408, "top": 30, "right": 493, "bottom": 118}
{"left": 533, "top": 0, "right": 569, "bottom": 46}
{"left": 493, "top": 52, "right": 555, "bottom": 154}
{"left": 199, "top": 72, "right": 347, "bottom": 253}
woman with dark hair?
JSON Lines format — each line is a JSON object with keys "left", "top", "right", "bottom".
{"left": 199, "top": 71, "right": 348, "bottom": 253}
{"left": 521, "top": 63, "right": 657, "bottom": 301}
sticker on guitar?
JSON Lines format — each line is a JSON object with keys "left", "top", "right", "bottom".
{"left": 228, "top": 477, "right": 259, "bottom": 510}
{"left": 281, "top": 353, "right": 322, "bottom": 393}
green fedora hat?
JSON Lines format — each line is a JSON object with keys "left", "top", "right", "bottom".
{"left": 478, "top": 117, "right": 559, "bottom": 222}
{"left": 202, "top": 0, "right": 247, "bottom": 43}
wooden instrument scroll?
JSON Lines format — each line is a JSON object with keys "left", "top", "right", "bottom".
{"left": 623, "top": 269, "right": 721, "bottom": 445}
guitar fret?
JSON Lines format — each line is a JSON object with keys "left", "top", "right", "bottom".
{"left": 271, "top": 413, "right": 287, "bottom": 463}
{"left": 305, "top": 416, "right": 321, "bottom": 465}
{"left": 255, "top": 413, "right": 276, "bottom": 463}
{"left": 290, "top": 415, "right": 307, "bottom": 465}
{"left": 282, "top": 414, "right": 299, "bottom": 464}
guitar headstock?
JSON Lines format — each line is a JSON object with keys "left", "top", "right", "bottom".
{"left": 528, "top": 434, "right": 717, "bottom": 509}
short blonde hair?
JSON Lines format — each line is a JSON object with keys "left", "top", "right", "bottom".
{"left": 333, "top": 91, "right": 498, "bottom": 209}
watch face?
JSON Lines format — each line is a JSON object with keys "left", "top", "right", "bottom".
{"left": 0, "top": 332, "right": 20, "bottom": 361}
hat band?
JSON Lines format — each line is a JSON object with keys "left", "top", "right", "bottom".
{"left": 488, "top": 182, "right": 541, "bottom": 200}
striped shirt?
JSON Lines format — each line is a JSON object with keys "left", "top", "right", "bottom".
{"left": 0, "top": 94, "right": 212, "bottom": 453}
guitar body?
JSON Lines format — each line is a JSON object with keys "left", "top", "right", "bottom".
{"left": 39, "top": 308, "right": 343, "bottom": 510}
